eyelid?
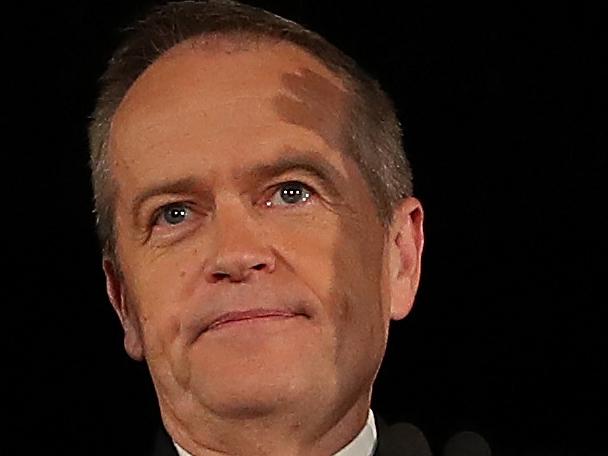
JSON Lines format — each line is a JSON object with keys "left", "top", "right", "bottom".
{"left": 272, "top": 177, "right": 317, "bottom": 192}
{"left": 150, "top": 201, "right": 194, "bottom": 228}
{"left": 264, "top": 180, "right": 317, "bottom": 207}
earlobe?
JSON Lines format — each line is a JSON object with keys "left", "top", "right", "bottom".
{"left": 387, "top": 198, "right": 425, "bottom": 321}
{"left": 102, "top": 258, "right": 145, "bottom": 361}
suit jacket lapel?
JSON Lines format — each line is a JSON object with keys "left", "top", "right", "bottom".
{"left": 374, "top": 414, "right": 391, "bottom": 456}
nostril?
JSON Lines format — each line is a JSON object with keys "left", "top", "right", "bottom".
{"left": 207, "top": 260, "right": 272, "bottom": 283}
{"left": 212, "top": 271, "right": 230, "bottom": 280}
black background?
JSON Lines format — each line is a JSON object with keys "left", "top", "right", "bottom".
{"left": 8, "top": 1, "right": 606, "bottom": 455}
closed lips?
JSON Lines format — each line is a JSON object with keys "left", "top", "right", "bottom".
{"left": 205, "top": 309, "right": 300, "bottom": 331}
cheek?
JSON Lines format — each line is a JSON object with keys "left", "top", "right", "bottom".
{"left": 132, "top": 256, "right": 189, "bottom": 305}
{"left": 332, "top": 217, "right": 388, "bottom": 340}
{"left": 122, "top": 248, "right": 194, "bottom": 355}
{"left": 281, "top": 209, "right": 386, "bottom": 337}
{"left": 273, "top": 213, "right": 343, "bottom": 296}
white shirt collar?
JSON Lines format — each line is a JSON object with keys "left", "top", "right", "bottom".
{"left": 174, "top": 408, "right": 377, "bottom": 456}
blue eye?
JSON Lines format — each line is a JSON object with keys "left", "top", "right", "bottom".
{"left": 267, "top": 181, "right": 312, "bottom": 207}
{"left": 159, "top": 204, "right": 189, "bottom": 225}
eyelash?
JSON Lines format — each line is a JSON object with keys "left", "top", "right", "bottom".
{"left": 150, "top": 180, "right": 317, "bottom": 228}
{"left": 264, "top": 180, "right": 315, "bottom": 208}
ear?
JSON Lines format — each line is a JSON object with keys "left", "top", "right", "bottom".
{"left": 386, "top": 197, "right": 424, "bottom": 321}
{"left": 102, "top": 257, "right": 145, "bottom": 361}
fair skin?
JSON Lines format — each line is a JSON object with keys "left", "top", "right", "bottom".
{"left": 103, "top": 38, "right": 424, "bottom": 455}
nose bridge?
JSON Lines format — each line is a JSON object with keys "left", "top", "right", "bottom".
{"left": 203, "top": 195, "right": 274, "bottom": 282}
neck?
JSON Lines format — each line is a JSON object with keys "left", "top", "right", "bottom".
{"left": 160, "top": 393, "right": 372, "bottom": 455}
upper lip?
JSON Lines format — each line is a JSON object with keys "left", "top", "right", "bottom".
{"left": 204, "top": 308, "right": 303, "bottom": 331}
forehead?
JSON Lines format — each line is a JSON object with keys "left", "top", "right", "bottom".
{"left": 111, "top": 38, "right": 350, "bottom": 147}
{"left": 108, "top": 38, "right": 364, "bottom": 203}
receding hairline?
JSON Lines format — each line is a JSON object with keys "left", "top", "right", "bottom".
{"left": 127, "top": 31, "right": 351, "bottom": 94}
{"left": 165, "top": 30, "right": 288, "bottom": 55}
{"left": 108, "top": 32, "right": 354, "bottom": 164}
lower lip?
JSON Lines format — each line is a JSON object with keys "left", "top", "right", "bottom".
{"left": 205, "top": 314, "right": 301, "bottom": 332}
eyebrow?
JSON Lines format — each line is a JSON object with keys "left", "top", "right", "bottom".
{"left": 234, "top": 152, "right": 344, "bottom": 194}
{"left": 132, "top": 176, "right": 202, "bottom": 219}
{"left": 130, "top": 151, "right": 345, "bottom": 217}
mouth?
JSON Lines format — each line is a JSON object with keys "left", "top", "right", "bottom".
{"left": 204, "top": 309, "right": 306, "bottom": 333}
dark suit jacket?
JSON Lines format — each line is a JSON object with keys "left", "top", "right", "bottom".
{"left": 150, "top": 414, "right": 432, "bottom": 456}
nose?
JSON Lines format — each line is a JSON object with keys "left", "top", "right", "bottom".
{"left": 202, "top": 202, "right": 276, "bottom": 283}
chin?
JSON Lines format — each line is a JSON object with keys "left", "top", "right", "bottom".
{"left": 182, "top": 357, "right": 334, "bottom": 417}
{"left": 190, "top": 375, "right": 319, "bottom": 419}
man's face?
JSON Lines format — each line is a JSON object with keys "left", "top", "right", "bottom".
{"left": 105, "top": 39, "right": 422, "bottom": 425}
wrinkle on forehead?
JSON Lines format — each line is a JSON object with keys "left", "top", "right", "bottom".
{"left": 273, "top": 67, "right": 351, "bottom": 153}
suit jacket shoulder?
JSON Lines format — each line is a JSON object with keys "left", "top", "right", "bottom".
{"left": 374, "top": 414, "right": 432, "bottom": 456}
{"left": 151, "top": 425, "right": 178, "bottom": 456}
